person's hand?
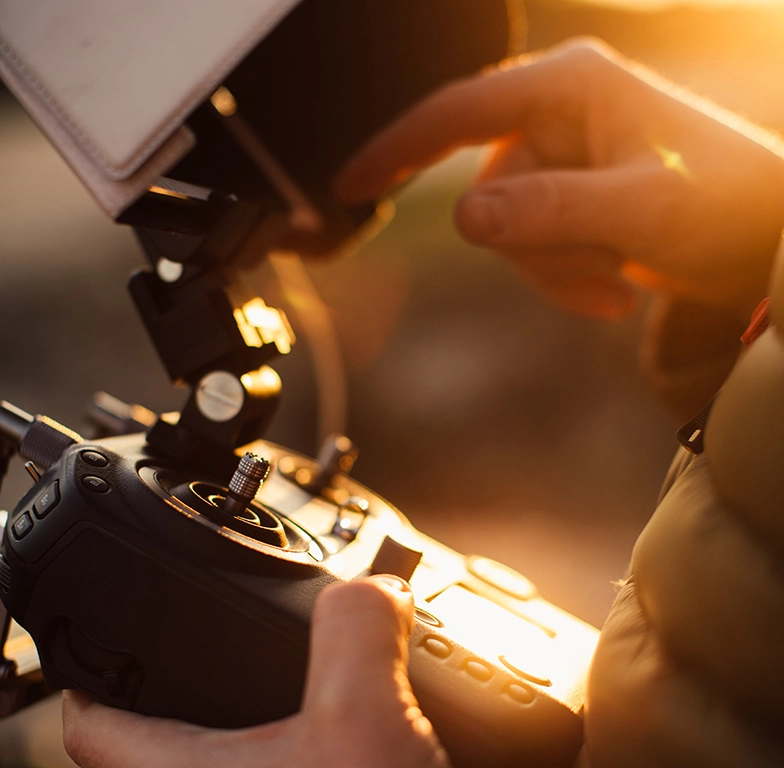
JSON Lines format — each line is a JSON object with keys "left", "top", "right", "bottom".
{"left": 336, "top": 38, "right": 784, "bottom": 320}
{"left": 62, "top": 576, "right": 449, "bottom": 768}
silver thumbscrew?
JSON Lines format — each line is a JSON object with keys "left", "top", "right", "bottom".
{"left": 223, "top": 453, "right": 271, "bottom": 517}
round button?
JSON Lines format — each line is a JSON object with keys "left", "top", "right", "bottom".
{"left": 506, "top": 682, "right": 535, "bottom": 705}
{"left": 464, "top": 659, "right": 493, "bottom": 682}
{"left": 421, "top": 636, "right": 452, "bottom": 659}
{"left": 467, "top": 555, "right": 537, "bottom": 600}
{"left": 82, "top": 475, "right": 110, "bottom": 493}
{"left": 80, "top": 450, "right": 109, "bottom": 467}
{"left": 414, "top": 608, "right": 442, "bottom": 627}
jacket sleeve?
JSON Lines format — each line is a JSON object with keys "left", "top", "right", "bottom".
{"left": 583, "top": 245, "right": 784, "bottom": 767}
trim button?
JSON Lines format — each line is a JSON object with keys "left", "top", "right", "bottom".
{"left": 34, "top": 480, "right": 60, "bottom": 519}
{"left": 414, "top": 607, "right": 442, "bottom": 627}
{"left": 464, "top": 659, "right": 493, "bottom": 682}
{"left": 81, "top": 450, "right": 109, "bottom": 467}
{"left": 506, "top": 682, "right": 536, "bottom": 704}
{"left": 12, "top": 512, "right": 34, "bottom": 540}
{"left": 421, "top": 636, "right": 452, "bottom": 659}
{"left": 82, "top": 476, "right": 110, "bottom": 493}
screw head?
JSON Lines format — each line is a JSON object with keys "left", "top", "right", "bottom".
{"left": 196, "top": 372, "right": 244, "bottom": 422}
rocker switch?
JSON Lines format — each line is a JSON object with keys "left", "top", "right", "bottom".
{"left": 370, "top": 536, "right": 422, "bottom": 581}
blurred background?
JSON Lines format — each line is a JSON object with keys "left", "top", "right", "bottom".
{"left": 3, "top": 0, "right": 784, "bottom": 764}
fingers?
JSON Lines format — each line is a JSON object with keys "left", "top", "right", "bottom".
{"left": 62, "top": 691, "right": 212, "bottom": 768}
{"left": 334, "top": 66, "right": 537, "bottom": 202}
{"left": 455, "top": 164, "right": 668, "bottom": 252}
{"left": 530, "top": 270, "right": 637, "bottom": 320}
{"left": 302, "top": 576, "right": 415, "bottom": 716}
{"left": 334, "top": 34, "right": 662, "bottom": 320}
{"left": 334, "top": 38, "right": 621, "bottom": 203}
{"left": 507, "top": 246, "right": 637, "bottom": 319}
{"left": 61, "top": 579, "right": 442, "bottom": 768}
{"left": 61, "top": 579, "right": 421, "bottom": 768}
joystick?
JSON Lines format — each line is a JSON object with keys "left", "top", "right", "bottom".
{"left": 223, "top": 452, "right": 271, "bottom": 517}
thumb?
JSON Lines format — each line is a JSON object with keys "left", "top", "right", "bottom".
{"left": 455, "top": 165, "right": 667, "bottom": 252}
{"left": 301, "top": 576, "right": 449, "bottom": 767}
{"left": 302, "top": 575, "right": 414, "bottom": 715}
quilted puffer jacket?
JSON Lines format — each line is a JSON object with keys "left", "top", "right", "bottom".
{"left": 583, "top": 246, "right": 784, "bottom": 766}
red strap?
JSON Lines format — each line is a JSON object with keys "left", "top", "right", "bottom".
{"left": 740, "top": 297, "right": 771, "bottom": 347}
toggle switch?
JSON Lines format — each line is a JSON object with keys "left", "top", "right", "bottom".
{"left": 370, "top": 536, "right": 422, "bottom": 581}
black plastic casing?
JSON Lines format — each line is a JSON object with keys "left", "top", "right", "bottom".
{"left": 0, "top": 435, "right": 598, "bottom": 768}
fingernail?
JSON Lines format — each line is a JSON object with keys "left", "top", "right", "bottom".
{"left": 457, "top": 192, "right": 505, "bottom": 243}
{"left": 369, "top": 574, "right": 412, "bottom": 594}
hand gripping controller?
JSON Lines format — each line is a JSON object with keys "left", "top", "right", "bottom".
{"left": 0, "top": 406, "right": 598, "bottom": 768}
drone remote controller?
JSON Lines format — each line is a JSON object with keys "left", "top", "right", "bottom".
{"left": 0, "top": 407, "right": 598, "bottom": 768}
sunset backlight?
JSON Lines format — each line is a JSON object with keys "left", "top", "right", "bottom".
{"left": 582, "top": 0, "right": 781, "bottom": 8}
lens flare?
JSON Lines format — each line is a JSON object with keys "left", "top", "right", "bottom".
{"left": 651, "top": 142, "right": 693, "bottom": 180}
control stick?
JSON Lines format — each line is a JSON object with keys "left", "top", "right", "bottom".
{"left": 222, "top": 452, "right": 271, "bottom": 517}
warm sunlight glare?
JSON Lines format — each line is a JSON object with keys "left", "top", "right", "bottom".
{"left": 651, "top": 142, "right": 693, "bottom": 180}
{"left": 425, "top": 584, "right": 599, "bottom": 710}
{"left": 581, "top": 0, "right": 782, "bottom": 8}
{"left": 234, "top": 298, "right": 294, "bottom": 354}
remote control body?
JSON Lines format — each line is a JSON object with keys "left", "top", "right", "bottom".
{"left": 0, "top": 434, "right": 598, "bottom": 768}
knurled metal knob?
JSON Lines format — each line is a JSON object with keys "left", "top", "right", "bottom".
{"left": 0, "top": 402, "right": 82, "bottom": 470}
{"left": 223, "top": 453, "right": 270, "bottom": 516}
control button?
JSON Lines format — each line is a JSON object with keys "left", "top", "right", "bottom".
{"left": 464, "top": 659, "right": 493, "bottom": 682}
{"left": 506, "top": 682, "right": 536, "bottom": 705}
{"left": 12, "top": 512, "right": 34, "bottom": 540}
{"left": 467, "top": 555, "right": 537, "bottom": 600}
{"left": 414, "top": 608, "right": 442, "bottom": 627}
{"left": 499, "top": 654, "right": 552, "bottom": 687}
{"left": 33, "top": 480, "right": 60, "bottom": 519}
{"left": 421, "top": 635, "right": 452, "bottom": 659}
{"left": 370, "top": 536, "right": 422, "bottom": 581}
{"left": 80, "top": 450, "right": 109, "bottom": 468}
{"left": 82, "top": 476, "right": 110, "bottom": 494}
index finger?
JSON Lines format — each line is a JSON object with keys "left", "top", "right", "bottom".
{"left": 334, "top": 40, "right": 613, "bottom": 203}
